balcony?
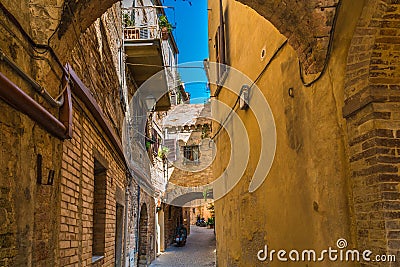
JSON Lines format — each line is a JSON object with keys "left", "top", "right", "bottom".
{"left": 123, "top": 7, "right": 172, "bottom": 111}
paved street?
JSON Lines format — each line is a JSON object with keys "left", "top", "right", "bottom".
{"left": 150, "top": 226, "right": 216, "bottom": 267}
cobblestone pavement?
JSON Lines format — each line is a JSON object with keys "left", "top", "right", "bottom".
{"left": 150, "top": 226, "right": 216, "bottom": 267}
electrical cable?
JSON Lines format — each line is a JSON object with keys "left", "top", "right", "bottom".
{"left": 0, "top": 3, "right": 65, "bottom": 73}
{"left": 210, "top": 39, "right": 288, "bottom": 140}
{"left": 0, "top": 19, "right": 63, "bottom": 82}
{"left": 209, "top": 93, "right": 241, "bottom": 140}
{"left": 0, "top": 49, "right": 65, "bottom": 107}
{"left": 126, "top": 62, "right": 204, "bottom": 69}
{"left": 298, "top": 0, "right": 342, "bottom": 87}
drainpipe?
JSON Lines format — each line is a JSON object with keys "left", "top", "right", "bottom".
{"left": 0, "top": 71, "right": 69, "bottom": 139}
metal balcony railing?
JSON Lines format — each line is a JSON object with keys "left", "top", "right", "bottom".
{"left": 123, "top": 7, "right": 161, "bottom": 41}
{"left": 124, "top": 25, "right": 160, "bottom": 41}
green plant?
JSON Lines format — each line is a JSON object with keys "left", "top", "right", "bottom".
{"left": 158, "top": 15, "right": 173, "bottom": 32}
{"left": 207, "top": 203, "right": 215, "bottom": 217}
{"left": 123, "top": 13, "right": 134, "bottom": 27}
{"left": 145, "top": 141, "right": 152, "bottom": 149}
{"left": 203, "top": 187, "right": 212, "bottom": 200}
{"left": 207, "top": 217, "right": 215, "bottom": 225}
{"left": 157, "top": 146, "right": 169, "bottom": 158}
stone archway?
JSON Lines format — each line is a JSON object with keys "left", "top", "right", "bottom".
{"left": 343, "top": 0, "right": 400, "bottom": 258}
{"left": 235, "top": 0, "right": 340, "bottom": 74}
{"left": 138, "top": 203, "right": 149, "bottom": 266}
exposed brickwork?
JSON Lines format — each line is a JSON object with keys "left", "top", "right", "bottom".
{"left": 235, "top": 0, "right": 339, "bottom": 74}
{"left": 344, "top": 0, "right": 400, "bottom": 265}
{"left": 59, "top": 99, "right": 126, "bottom": 267}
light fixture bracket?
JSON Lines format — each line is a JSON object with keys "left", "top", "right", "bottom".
{"left": 240, "top": 85, "right": 250, "bottom": 110}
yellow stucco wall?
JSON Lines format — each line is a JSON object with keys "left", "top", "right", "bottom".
{"left": 209, "top": 0, "right": 365, "bottom": 266}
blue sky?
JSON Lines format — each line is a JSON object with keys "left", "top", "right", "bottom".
{"left": 162, "top": 0, "right": 210, "bottom": 103}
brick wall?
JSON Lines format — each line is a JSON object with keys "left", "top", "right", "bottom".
{"left": 344, "top": 0, "right": 400, "bottom": 265}
{"left": 57, "top": 5, "right": 131, "bottom": 267}
{"left": 0, "top": 1, "right": 162, "bottom": 267}
{"left": 59, "top": 100, "right": 126, "bottom": 267}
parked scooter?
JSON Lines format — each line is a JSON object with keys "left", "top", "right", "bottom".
{"left": 175, "top": 225, "right": 187, "bottom": 246}
{"left": 195, "top": 217, "right": 207, "bottom": 227}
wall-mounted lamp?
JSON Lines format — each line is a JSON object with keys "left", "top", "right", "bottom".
{"left": 240, "top": 85, "right": 250, "bottom": 110}
{"left": 145, "top": 95, "right": 156, "bottom": 111}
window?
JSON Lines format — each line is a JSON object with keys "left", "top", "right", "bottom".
{"left": 183, "top": 145, "right": 200, "bottom": 164}
{"left": 215, "top": 0, "right": 227, "bottom": 85}
{"left": 92, "top": 159, "right": 107, "bottom": 262}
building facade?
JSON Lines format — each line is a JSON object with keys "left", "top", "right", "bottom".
{"left": 0, "top": 0, "right": 179, "bottom": 266}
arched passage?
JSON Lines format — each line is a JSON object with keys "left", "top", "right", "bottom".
{"left": 138, "top": 203, "right": 149, "bottom": 266}
{"left": 170, "top": 191, "right": 213, "bottom": 207}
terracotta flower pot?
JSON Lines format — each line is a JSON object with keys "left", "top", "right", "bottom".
{"left": 161, "top": 27, "right": 169, "bottom": 40}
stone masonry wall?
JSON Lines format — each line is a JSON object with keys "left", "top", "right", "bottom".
{"left": 0, "top": 2, "right": 63, "bottom": 266}
{"left": 0, "top": 1, "right": 155, "bottom": 267}
{"left": 138, "top": 190, "right": 156, "bottom": 265}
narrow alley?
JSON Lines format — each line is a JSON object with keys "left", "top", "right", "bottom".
{"left": 150, "top": 226, "right": 216, "bottom": 267}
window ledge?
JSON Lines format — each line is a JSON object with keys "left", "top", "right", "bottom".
{"left": 92, "top": 255, "right": 104, "bottom": 264}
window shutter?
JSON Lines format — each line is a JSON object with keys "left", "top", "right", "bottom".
{"left": 219, "top": 0, "right": 226, "bottom": 65}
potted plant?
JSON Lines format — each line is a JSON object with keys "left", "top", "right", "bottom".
{"left": 158, "top": 15, "right": 173, "bottom": 40}
{"left": 207, "top": 217, "right": 215, "bottom": 229}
